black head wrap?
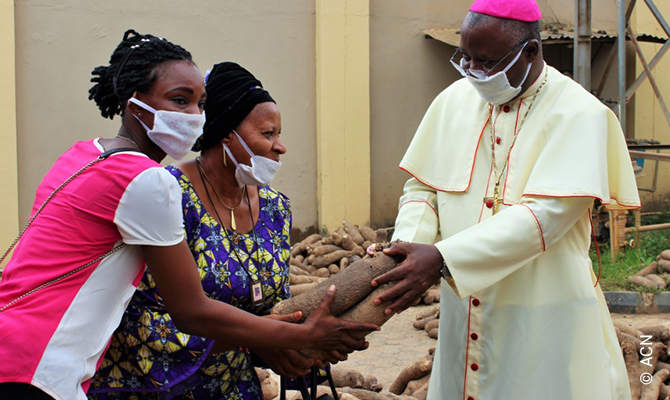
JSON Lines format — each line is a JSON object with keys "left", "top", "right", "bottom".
{"left": 193, "top": 62, "right": 275, "bottom": 151}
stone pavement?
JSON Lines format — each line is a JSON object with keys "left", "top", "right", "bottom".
{"left": 339, "top": 305, "right": 437, "bottom": 392}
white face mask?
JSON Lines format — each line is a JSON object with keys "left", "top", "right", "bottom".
{"left": 223, "top": 131, "right": 282, "bottom": 188}
{"left": 128, "top": 97, "right": 205, "bottom": 159}
{"left": 452, "top": 42, "right": 532, "bottom": 105}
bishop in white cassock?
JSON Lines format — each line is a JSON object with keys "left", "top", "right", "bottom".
{"left": 372, "top": 1, "right": 640, "bottom": 399}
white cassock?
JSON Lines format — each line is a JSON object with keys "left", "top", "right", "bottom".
{"left": 393, "top": 63, "right": 639, "bottom": 400}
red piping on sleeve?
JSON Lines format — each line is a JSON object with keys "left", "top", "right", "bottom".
{"left": 519, "top": 203, "right": 546, "bottom": 252}
{"left": 399, "top": 200, "right": 438, "bottom": 217}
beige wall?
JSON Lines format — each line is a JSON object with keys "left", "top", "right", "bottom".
{"left": 633, "top": 2, "right": 670, "bottom": 211}
{"left": 369, "top": 0, "right": 464, "bottom": 228}
{"left": 14, "top": 0, "right": 317, "bottom": 233}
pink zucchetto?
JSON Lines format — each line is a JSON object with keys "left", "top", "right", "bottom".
{"left": 469, "top": 0, "right": 542, "bottom": 22}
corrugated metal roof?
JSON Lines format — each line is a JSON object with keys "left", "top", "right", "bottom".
{"left": 424, "top": 27, "right": 667, "bottom": 47}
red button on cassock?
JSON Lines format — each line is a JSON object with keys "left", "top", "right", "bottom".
{"left": 471, "top": 333, "right": 478, "bottom": 340}
{"left": 503, "top": 105, "right": 511, "bottom": 113}
{"left": 485, "top": 200, "right": 494, "bottom": 208}
{"left": 467, "top": 397, "right": 475, "bottom": 400}
{"left": 472, "top": 298, "right": 480, "bottom": 306}
{"left": 471, "top": 363, "right": 479, "bottom": 371}
{"left": 496, "top": 136, "right": 502, "bottom": 145}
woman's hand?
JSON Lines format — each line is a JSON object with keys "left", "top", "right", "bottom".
{"left": 302, "top": 285, "right": 379, "bottom": 354}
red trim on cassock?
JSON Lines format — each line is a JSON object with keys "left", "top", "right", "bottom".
{"left": 398, "top": 200, "right": 438, "bottom": 217}
{"left": 519, "top": 203, "right": 546, "bottom": 252}
{"left": 462, "top": 298, "right": 473, "bottom": 400}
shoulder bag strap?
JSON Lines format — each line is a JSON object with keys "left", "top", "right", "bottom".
{"left": 0, "top": 147, "right": 137, "bottom": 312}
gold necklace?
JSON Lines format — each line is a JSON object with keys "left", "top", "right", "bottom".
{"left": 196, "top": 157, "right": 246, "bottom": 230}
{"left": 484, "top": 67, "right": 549, "bottom": 214}
{"left": 115, "top": 134, "right": 139, "bottom": 148}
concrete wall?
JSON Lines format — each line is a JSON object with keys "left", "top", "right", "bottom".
{"left": 633, "top": 2, "right": 670, "bottom": 211}
{"left": 369, "top": 0, "right": 464, "bottom": 228}
{"left": 14, "top": 0, "right": 317, "bottom": 232}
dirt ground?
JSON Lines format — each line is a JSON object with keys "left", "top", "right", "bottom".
{"left": 335, "top": 310, "right": 670, "bottom": 394}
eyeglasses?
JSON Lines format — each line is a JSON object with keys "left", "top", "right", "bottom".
{"left": 450, "top": 39, "right": 530, "bottom": 79}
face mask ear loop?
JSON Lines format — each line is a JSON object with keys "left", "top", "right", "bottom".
{"left": 223, "top": 143, "right": 240, "bottom": 167}
{"left": 500, "top": 42, "right": 529, "bottom": 75}
{"left": 232, "top": 130, "right": 256, "bottom": 158}
{"left": 128, "top": 97, "right": 158, "bottom": 114}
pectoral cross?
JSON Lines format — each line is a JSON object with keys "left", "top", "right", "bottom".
{"left": 483, "top": 184, "right": 503, "bottom": 215}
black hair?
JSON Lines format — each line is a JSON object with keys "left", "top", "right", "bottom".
{"left": 466, "top": 12, "right": 541, "bottom": 44}
{"left": 88, "top": 29, "right": 193, "bottom": 119}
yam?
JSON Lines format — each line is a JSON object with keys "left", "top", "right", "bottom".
{"left": 289, "top": 283, "right": 318, "bottom": 297}
{"left": 343, "top": 220, "right": 365, "bottom": 245}
{"left": 403, "top": 374, "right": 430, "bottom": 396}
{"left": 656, "top": 361, "right": 670, "bottom": 373}
{"left": 659, "top": 259, "right": 670, "bottom": 273}
{"left": 290, "top": 265, "right": 311, "bottom": 276}
{"left": 358, "top": 226, "right": 377, "bottom": 242}
{"left": 627, "top": 275, "right": 661, "bottom": 289}
{"left": 312, "top": 244, "right": 343, "bottom": 257}
{"left": 312, "top": 268, "right": 331, "bottom": 278}
{"left": 331, "top": 367, "right": 365, "bottom": 388}
{"left": 301, "top": 234, "right": 323, "bottom": 246}
{"left": 424, "top": 319, "right": 439, "bottom": 332}
{"left": 331, "top": 232, "right": 343, "bottom": 246}
{"left": 321, "top": 236, "right": 334, "bottom": 245}
{"left": 291, "top": 243, "right": 308, "bottom": 258}
{"left": 340, "top": 257, "right": 350, "bottom": 270}
{"left": 639, "top": 325, "right": 670, "bottom": 343}
{"left": 416, "top": 305, "right": 440, "bottom": 320}
{"left": 421, "top": 291, "right": 435, "bottom": 305}
{"left": 659, "top": 250, "right": 670, "bottom": 261}
{"left": 328, "top": 264, "right": 341, "bottom": 274}
{"left": 260, "top": 376, "right": 278, "bottom": 400}
{"left": 272, "top": 254, "right": 399, "bottom": 318}
{"left": 640, "top": 368, "right": 670, "bottom": 400}
{"left": 635, "top": 262, "right": 659, "bottom": 277}
{"left": 375, "top": 228, "right": 388, "bottom": 243}
{"left": 363, "top": 375, "right": 383, "bottom": 392}
{"left": 290, "top": 274, "right": 316, "bottom": 285}
{"left": 389, "top": 354, "right": 433, "bottom": 395}
{"left": 341, "top": 234, "right": 357, "bottom": 251}
{"left": 412, "top": 381, "right": 429, "bottom": 400}
{"left": 645, "top": 274, "right": 667, "bottom": 288}
{"left": 312, "top": 250, "right": 353, "bottom": 269}
{"left": 413, "top": 315, "right": 437, "bottom": 330}
{"left": 615, "top": 323, "right": 644, "bottom": 338}
{"left": 427, "top": 328, "right": 438, "bottom": 339}
{"left": 306, "top": 254, "right": 316, "bottom": 265}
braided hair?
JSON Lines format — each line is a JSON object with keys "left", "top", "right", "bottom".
{"left": 88, "top": 29, "right": 193, "bottom": 119}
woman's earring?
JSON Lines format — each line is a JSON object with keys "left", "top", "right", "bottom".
{"left": 223, "top": 148, "right": 227, "bottom": 167}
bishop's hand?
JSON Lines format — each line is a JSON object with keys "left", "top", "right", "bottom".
{"left": 371, "top": 242, "right": 443, "bottom": 315}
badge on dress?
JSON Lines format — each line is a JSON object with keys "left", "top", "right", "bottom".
{"left": 251, "top": 280, "right": 264, "bottom": 305}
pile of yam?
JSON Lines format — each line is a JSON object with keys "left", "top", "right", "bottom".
{"left": 258, "top": 366, "right": 417, "bottom": 400}
{"left": 288, "top": 221, "right": 389, "bottom": 297}
{"left": 387, "top": 348, "right": 435, "bottom": 400}
{"left": 412, "top": 305, "right": 440, "bottom": 340}
{"left": 615, "top": 321, "right": 670, "bottom": 400}
{"left": 626, "top": 250, "right": 670, "bottom": 290}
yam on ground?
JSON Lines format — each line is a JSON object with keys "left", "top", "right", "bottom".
{"left": 331, "top": 367, "right": 365, "bottom": 388}
{"left": 424, "top": 319, "right": 439, "bottom": 332}
{"left": 290, "top": 274, "right": 316, "bottom": 285}
{"left": 413, "top": 314, "right": 437, "bottom": 330}
{"left": 341, "top": 234, "right": 357, "bottom": 251}
{"left": 640, "top": 368, "right": 670, "bottom": 400}
{"left": 658, "top": 259, "right": 670, "bottom": 273}
{"left": 289, "top": 283, "right": 318, "bottom": 297}
{"left": 336, "top": 387, "right": 416, "bottom": 400}
{"left": 321, "top": 236, "right": 334, "bottom": 245}
{"left": 656, "top": 360, "right": 670, "bottom": 373}
{"left": 291, "top": 243, "right": 308, "bottom": 258}
{"left": 658, "top": 250, "right": 670, "bottom": 261}
{"left": 622, "top": 340, "right": 642, "bottom": 400}
{"left": 645, "top": 274, "right": 667, "bottom": 288}
{"left": 340, "top": 257, "right": 350, "bottom": 270}
{"left": 328, "top": 264, "right": 341, "bottom": 274}
{"left": 300, "top": 234, "right": 323, "bottom": 246}
{"left": 311, "top": 244, "right": 344, "bottom": 257}
{"left": 416, "top": 305, "right": 440, "bottom": 320}
{"left": 411, "top": 382, "right": 429, "bottom": 400}
{"left": 312, "top": 268, "right": 331, "bottom": 278}
{"left": 272, "top": 254, "right": 398, "bottom": 318}
{"left": 363, "top": 375, "right": 383, "bottom": 392}
{"left": 403, "top": 374, "right": 430, "bottom": 396}
{"left": 358, "top": 226, "right": 377, "bottom": 242}
{"left": 343, "top": 220, "right": 365, "bottom": 245}
{"left": 638, "top": 325, "right": 670, "bottom": 343}
{"left": 375, "top": 229, "right": 388, "bottom": 243}
{"left": 427, "top": 328, "right": 438, "bottom": 339}
{"left": 389, "top": 354, "right": 433, "bottom": 395}
{"left": 312, "top": 250, "right": 353, "bottom": 269}
{"left": 331, "top": 232, "right": 343, "bottom": 246}
{"left": 627, "top": 275, "right": 662, "bottom": 289}
{"left": 635, "top": 262, "right": 659, "bottom": 277}
{"left": 290, "top": 265, "right": 311, "bottom": 276}
{"left": 615, "top": 323, "right": 644, "bottom": 338}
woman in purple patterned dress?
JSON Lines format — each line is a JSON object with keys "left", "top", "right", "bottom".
{"left": 88, "top": 62, "right": 348, "bottom": 400}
